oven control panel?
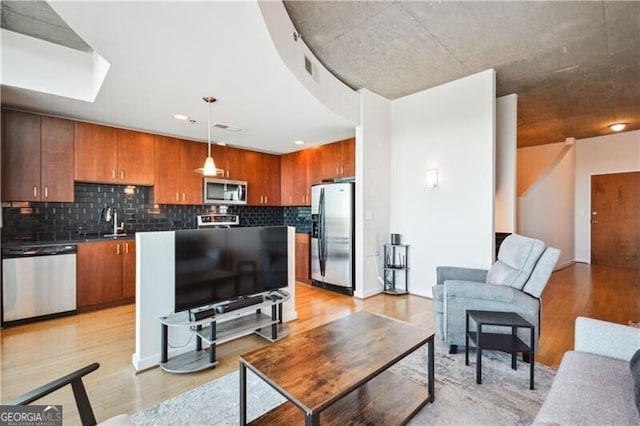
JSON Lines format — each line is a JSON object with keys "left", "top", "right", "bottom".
{"left": 197, "top": 214, "right": 239, "bottom": 228}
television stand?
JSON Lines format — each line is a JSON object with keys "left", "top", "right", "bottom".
{"left": 159, "top": 290, "right": 290, "bottom": 374}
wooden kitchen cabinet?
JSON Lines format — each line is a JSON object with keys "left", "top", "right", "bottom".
{"left": 74, "top": 122, "right": 118, "bottom": 183}
{"left": 295, "top": 233, "right": 311, "bottom": 284}
{"left": 320, "top": 137, "right": 355, "bottom": 181}
{"left": 122, "top": 240, "right": 136, "bottom": 299}
{"left": 116, "top": 129, "right": 155, "bottom": 185}
{"left": 2, "top": 111, "right": 74, "bottom": 202}
{"left": 245, "top": 151, "right": 280, "bottom": 205}
{"left": 77, "top": 240, "right": 136, "bottom": 310}
{"left": 154, "top": 136, "right": 206, "bottom": 205}
{"left": 207, "top": 145, "right": 247, "bottom": 180}
{"left": 281, "top": 150, "right": 312, "bottom": 206}
{"left": 75, "top": 123, "right": 154, "bottom": 185}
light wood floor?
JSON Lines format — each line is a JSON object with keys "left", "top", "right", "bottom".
{"left": 1, "top": 263, "right": 638, "bottom": 425}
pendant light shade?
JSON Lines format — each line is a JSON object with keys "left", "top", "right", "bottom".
{"left": 195, "top": 96, "right": 217, "bottom": 177}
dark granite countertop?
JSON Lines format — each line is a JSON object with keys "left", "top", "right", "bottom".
{"left": 2, "top": 233, "right": 136, "bottom": 248}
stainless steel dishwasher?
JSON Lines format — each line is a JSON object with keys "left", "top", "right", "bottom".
{"left": 2, "top": 243, "right": 77, "bottom": 324}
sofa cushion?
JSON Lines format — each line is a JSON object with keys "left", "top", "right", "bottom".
{"left": 533, "top": 351, "right": 640, "bottom": 425}
{"left": 486, "top": 235, "right": 545, "bottom": 289}
{"left": 631, "top": 348, "right": 640, "bottom": 414}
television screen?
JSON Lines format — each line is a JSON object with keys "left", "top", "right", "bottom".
{"left": 174, "top": 226, "right": 288, "bottom": 313}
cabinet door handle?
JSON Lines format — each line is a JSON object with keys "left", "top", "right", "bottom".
{"left": 264, "top": 195, "right": 268, "bottom": 204}
{"left": 176, "top": 193, "right": 179, "bottom": 201}
{"left": 125, "top": 243, "right": 129, "bottom": 255}
{"left": 337, "top": 167, "right": 339, "bottom": 175}
{"left": 33, "top": 186, "right": 38, "bottom": 198}
{"left": 44, "top": 186, "right": 49, "bottom": 198}
{"left": 341, "top": 166, "right": 344, "bottom": 175}
{"left": 226, "top": 170, "right": 229, "bottom": 178}
{"left": 112, "top": 169, "right": 116, "bottom": 180}
{"left": 120, "top": 170, "right": 125, "bottom": 180}
{"left": 182, "top": 193, "right": 186, "bottom": 201}
{"left": 117, "top": 243, "right": 121, "bottom": 255}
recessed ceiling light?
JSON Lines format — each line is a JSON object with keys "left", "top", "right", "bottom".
{"left": 294, "top": 140, "right": 304, "bottom": 145}
{"left": 609, "top": 123, "right": 626, "bottom": 132}
{"left": 216, "top": 142, "right": 227, "bottom": 146}
{"left": 174, "top": 114, "right": 189, "bottom": 121}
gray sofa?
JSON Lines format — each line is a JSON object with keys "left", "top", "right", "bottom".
{"left": 433, "top": 234, "right": 560, "bottom": 353}
{"left": 534, "top": 316, "right": 640, "bottom": 425}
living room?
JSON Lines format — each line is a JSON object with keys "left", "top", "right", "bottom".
{"left": 2, "top": 1, "right": 640, "bottom": 425}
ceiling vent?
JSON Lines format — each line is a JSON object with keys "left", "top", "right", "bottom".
{"left": 304, "top": 55, "right": 319, "bottom": 83}
{"left": 213, "top": 123, "right": 242, "bottom": 133}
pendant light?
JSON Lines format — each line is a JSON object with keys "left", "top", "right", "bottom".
{"left": 195, "top": 96, "right": 217, "bottom": 176}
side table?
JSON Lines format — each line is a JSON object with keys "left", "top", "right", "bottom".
{"left": 465, "top": 310, "right": 535, "bottom": 390}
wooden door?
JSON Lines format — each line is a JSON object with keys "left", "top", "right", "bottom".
{"left": 244, "top": 151, "right": 263, "bottom": 205}
{"left": 320, "top": 142, "right": 342, "bottom": 181}
{"left": 306, "top": 146, "right": 322, "bottom": 186}
{"left": 117, "top": 129, "right": 155, "bottom": 185}
{"left": 41, "top": 116, "right": 74, "bottom": 202}
{"left": 209, "top": 144, "right": 227, "bottom": 177}
{"left": 280, "top": 152, "right": 295, "bottom": 206}
{"left": 591, "top": 172, "right": 640, "bottom": 269}
{"left": 180, "top": 140, "right": 207, "bottom": 204}
{"left": 2, "top": 110, "right": 41, "bottom": 201}
{"left": 262, "top": 153, "right": 281, "bottom": 206}
{"left": 295, "top": 233, "right": 310, "bottom": 283}
{"left": 292, "top": 150, "right": 309, "bottom": 205}
{"left": 74, "top": 122, "right": 118, "bottom": 183}
{"left": 122, "top": 240, "right": 136, "bottom": 300}
{"left": 153, "top": 135, "right": 181, "bottom": 204}
{"left": 225, "top": 147, "right": 246, "bottom": 180}
{"left": 341, "top": 137, "right": 356, "bottom": 177}
{"left": 77, "top": 241, "right": 123, "bottom": 308}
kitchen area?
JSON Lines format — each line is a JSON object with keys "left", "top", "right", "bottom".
{"left": 1, "top": 108, "right": 355, "bottom": 326}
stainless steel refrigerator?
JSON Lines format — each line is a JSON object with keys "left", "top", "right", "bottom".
{"left": 311, "top": 182, "right": 354, "bottom": 295}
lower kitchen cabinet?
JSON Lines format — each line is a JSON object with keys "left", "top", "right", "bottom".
{"left": 77, "top": 240, "right": 136, "bottom": 310}
{"left": 295, "top": 233, "right": 311, "bottom": 284}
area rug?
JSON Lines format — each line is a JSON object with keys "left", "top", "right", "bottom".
{"left": 131, "top": 339, "right": 555, "bottom": 425}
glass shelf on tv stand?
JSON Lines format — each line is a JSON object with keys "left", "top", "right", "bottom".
{"left": 159, "top": 290, "right": 290, "bottom": 374}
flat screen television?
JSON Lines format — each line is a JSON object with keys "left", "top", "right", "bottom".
{"left": 174, "top": 226, "right": 288, "bottom": 313}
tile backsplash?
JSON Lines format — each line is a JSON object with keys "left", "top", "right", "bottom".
{"left": 2, "top": 183, "right": 311, "bottom": 243}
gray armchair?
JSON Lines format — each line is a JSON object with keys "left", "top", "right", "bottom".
{"left": 432, "top": 234, "right": 560, "bottom": 354}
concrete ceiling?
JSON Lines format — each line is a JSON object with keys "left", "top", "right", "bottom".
{"left": 0, "top": 1, "right": 356, "bottom": 154}
{"left": 284, "top": 1, "right": 640, "bottom": 147}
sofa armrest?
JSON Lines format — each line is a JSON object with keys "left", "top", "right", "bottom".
{"left": 575, "top": 316, "right": 640, "bottom": 361}
{"left": 437, "top": 266, "right": 487, "bottom": 285}
{"left": 444, "top": 281, "right": 539, "bottom": 310}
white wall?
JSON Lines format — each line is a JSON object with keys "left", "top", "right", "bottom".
{"left": 355, "top": 89, "right": 391, "bottom": 298}
{"left": 574, "top": 130, "right": 640, "bottom": 262}
{"left": 495, "top": 94, "right": 517, "bottom": 233}
{"left": 517, "top": 143, "right": 575, "bottom": 268}
{"left": 517, "top": 142, "right": 568, "bottom": 196}
{"left": 390, "top": 69, "right": 496, "bottom": 299}
{"left": 132, "top": 228, "right": 298, "bottom": 372}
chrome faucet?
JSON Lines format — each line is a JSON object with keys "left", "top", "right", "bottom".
{"left": 113, "top": 211, "right": 125, "bottom": 235}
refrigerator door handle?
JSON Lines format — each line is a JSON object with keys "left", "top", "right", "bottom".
{"left": 319, "top": 187, "right": 326, "bottom": 276}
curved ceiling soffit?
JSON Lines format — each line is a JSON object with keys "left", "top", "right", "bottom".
{"left": 258, "top": 1, "right": 360, "bottom": 127}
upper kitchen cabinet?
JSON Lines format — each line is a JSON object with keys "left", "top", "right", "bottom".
{"left": 74, "top": 123, "right": 154, "bottom": 185}
{"left": 306, "top": 146, "right": 322, "bottom": 187}
{"left": 209, "top": 145, "right": 246, "bottom": 180}
{"left": 116, "top": 129, "right": 155, "bottom": 185}
{"left": 281, "top": 149, "right": 311, "bottom": 206}
{"left": 320, "top": 137, "right": 355, "bottom": 181}
{"left": 245, "top": 151, "right": 280, "bottom": 206}
{"left": 2, "top": 110, "right": 74, "bottom": 202}
{"left": 154, "top": 136, "right": 206, "bottom": 205}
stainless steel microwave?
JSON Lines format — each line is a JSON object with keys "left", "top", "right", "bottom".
{"left": 203, "top": 178, "right": 247, "bottom": 205}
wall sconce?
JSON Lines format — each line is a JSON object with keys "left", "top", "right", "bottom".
{"left": 426, "top": 168, "right": 439, "bottom": 189}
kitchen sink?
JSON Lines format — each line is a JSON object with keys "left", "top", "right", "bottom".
{"left": 103, "top": 233, "right": 128, "bottom": 238}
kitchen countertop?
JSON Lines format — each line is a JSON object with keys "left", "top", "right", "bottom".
{"left": 2, "top": 234, "right": 136, "bottom": 248}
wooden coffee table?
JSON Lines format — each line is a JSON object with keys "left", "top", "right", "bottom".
{"left": 239, "top": 311, "right": 435, "bottom": 425}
